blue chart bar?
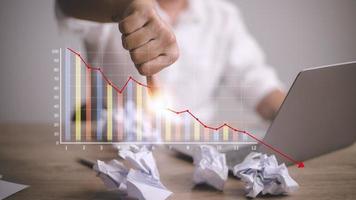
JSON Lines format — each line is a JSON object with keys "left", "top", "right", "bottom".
{"left": 96, "top": 72, "right": 103, "bottom": 141}
{"left": 65, "top": 49, "right": 71, "bottom": 141}
{"left": 184, "top": 114, "right": 190, "bottom": 141}
{"left": 125, "top": 81, "right": 134, "bottom": 141}
{"left": 214, "top": 130, "right": 219, "bottom": 142}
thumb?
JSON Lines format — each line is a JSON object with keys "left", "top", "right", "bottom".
{"left": 146, "top": 75, "right": 159, "bottom": 96}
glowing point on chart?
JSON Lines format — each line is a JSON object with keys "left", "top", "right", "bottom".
{"left": 148, "top": 93, "right": 170, "bottom": 112}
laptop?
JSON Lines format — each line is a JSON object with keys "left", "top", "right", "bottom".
{"left": 175, "top": 61, "right": 356, "bottom": 168}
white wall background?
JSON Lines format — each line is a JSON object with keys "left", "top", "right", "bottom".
{"left": 0, "top": 0, "right": 355, "bottom": 123}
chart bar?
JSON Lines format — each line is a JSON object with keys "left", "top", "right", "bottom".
{"left": 75, "top": 55, "right": 81, "bottom": 141}
{"left": 204, "top": 128, "right": 210, "bottom": 141}
{"left": 214, "top": 130, "right": 219, "bottom": 141}
{"left": 165, "top": 115, "right": 171, "bottom": 141}
{"left": 184, "top": 114, "right": 190, "bottom": 141}
{"left": 125, "top": 81, "right": 134, "bottom": 141}
{"left": 175, "top": 121, "right": 181, "bottom": 141}
{"left": 107, "top": 84, "right": 113, "bottom": 141}
{"left": 117, "top": 91, "right": 123, "bottom": 141}
{"left": 85, "top": 68, "right": 91, "bottom": 141}
{"left": 223, "top": 126, "right": 229, "bottom": 141}
{"left": 96, "top": 72, "right": 103, "bottom": 141}
{"left": 136, "top": 85, "right": 142, "bottom": 141}
{"left": 232, "top": 129, "right": 238, "bottom": 141}
{"left": 194, "top": 121, "right": 200, "bottom": 141}
{"left": 242, "top": 132, "right": 248, "bottom": 141}
{"left": 64, "top": 49, "right": 71, "bottom": 141}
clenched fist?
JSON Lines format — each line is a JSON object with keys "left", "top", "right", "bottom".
{"left": 119, "top": 0, "right": 179, "bottom": 76}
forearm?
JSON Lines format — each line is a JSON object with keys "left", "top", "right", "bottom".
{"left": 57, "top": 0, "right": 134, "bottom": 22}
{"left": 256, "top": 89, "right": 286, "bottom": 121}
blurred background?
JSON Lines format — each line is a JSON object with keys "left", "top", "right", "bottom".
{"left": 0, "top": 0, "right": 355, "bottom": 124}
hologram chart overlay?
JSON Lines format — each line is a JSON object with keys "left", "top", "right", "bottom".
{"left": 56, "top": 48, "right": 304, "bottom": 168}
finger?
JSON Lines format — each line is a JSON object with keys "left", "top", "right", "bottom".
{"left": 119, "top": 12, "right": 147, "bottom": 35}
{"left": 146, "top": 75, "right": 156, "bottom": 88}
{"left": 122, "top": 23, "right": 156, "bottom": 50}
{"left": 146, "top": 75, "right": 160, "bottom": 89}
{"left": 130, "top": 40, "right": 162, "bottom": 65}
{"left": 146, "top": 75, "right": 159, "bottom": 96}
{"left": 137, "top": 45, "right": 179, "bottom": 76}
{"left": 137, "top": 54, "right": 175, "bottom": 76}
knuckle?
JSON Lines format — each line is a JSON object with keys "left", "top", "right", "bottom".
{"left": 122, "top": 38, "right": 129, "bottom": 50}
{"left": 168, "top": 47, "right": 179, "bottom": 64}
{"left": 137, "top": 65, "right": 150, "bottom": 76}
{"left": 153, "top": 20, "right": 164, "bottom": 33}
{"left": 158, "top": 22, "right": 166, "bottom": 32}
{"left": 167, "top": 32, "right": 176, "bottom": 44}
{"left": 119, "top": 21, "right": 129, "bottom": 33}
{"left": 137, "top": 69, "right": 147, "bottom": 76}
{"left": 173, "top": 47, "right": 180, "bottom": 60}
{"left": 133, "top": 10, "right": 145, "bottom": 20}
{"left": 145, "top": 9, "right": 156, "bottom": 19}
{"left": 156, "top": 25, "right": 175, "bottom": 45}
{"left": 130, "top": 51, "right": 140, "bottom": 63}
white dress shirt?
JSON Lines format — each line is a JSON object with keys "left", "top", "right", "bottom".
{"left": 56, "top": 0, "right": 283, "bottom": 133}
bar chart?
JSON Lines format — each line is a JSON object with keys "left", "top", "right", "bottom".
{"left": 59, "top": 48, "right": 257, "bottom": 145}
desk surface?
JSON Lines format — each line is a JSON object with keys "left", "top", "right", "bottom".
{"left": 0, "top": 124, "right": 355, "bottom": 200}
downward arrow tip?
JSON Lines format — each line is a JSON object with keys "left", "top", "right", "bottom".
{"left": 297, "top": 162, "right": 305, "bottom": 168}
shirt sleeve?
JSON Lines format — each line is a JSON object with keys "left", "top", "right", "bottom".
{"left": 224, "top": 8, "right": 284, "bottom": 109}
{"left": 54, "top": 0, "right": 104, "bottom": 39}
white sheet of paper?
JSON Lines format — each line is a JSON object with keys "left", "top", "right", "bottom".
{"left": 233, "top": 152, "right": 299, "bottom": 198}
{"left": 0, "top": 180, "right": 29, "bottom": 200}
{"left": 126, "top": 169, "right": 172, "bottom": 200}
{"left": 119, "top": 145, "right": 160, "bottom": 180}
{"left": 193, "top": 145, "right": 228, "bottom": 190}
{"left": 93, "top": 146, "right": 172, "bottom": 200}
{"left": 93, "top": 159, "right": 128, "bottom": 193}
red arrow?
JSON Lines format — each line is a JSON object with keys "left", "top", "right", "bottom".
{"left": 297, "top": 162, "right": 305, "bottom": 168}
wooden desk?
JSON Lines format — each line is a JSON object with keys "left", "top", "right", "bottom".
{"left": 0, "top": 124, "right": 355, "bottom": 199}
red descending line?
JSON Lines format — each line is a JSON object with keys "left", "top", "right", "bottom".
{"left": 67, "top": 48, "right": 304, "bottom": 168}
{"left": 67, "top": 48, "right": 151, "bottom": 94}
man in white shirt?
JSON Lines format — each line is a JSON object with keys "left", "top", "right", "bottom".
{"left": 57, "top": 0, "right": 285, "bottom": 133}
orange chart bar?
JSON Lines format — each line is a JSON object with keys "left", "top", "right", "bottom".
{"left": 175, "top": 121, "right": 181, "bottom": 141}
{"left": 75, "top": 55, "right": 81, "bottom": 141}
{"left": 204, "top": 128, "right": 210, "bottom": 141}
{"left": 85, "top": 68, "right": 91, "bottom": 141}
{"left": 107, "top": 84, "right": 113, "bottom": 141}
